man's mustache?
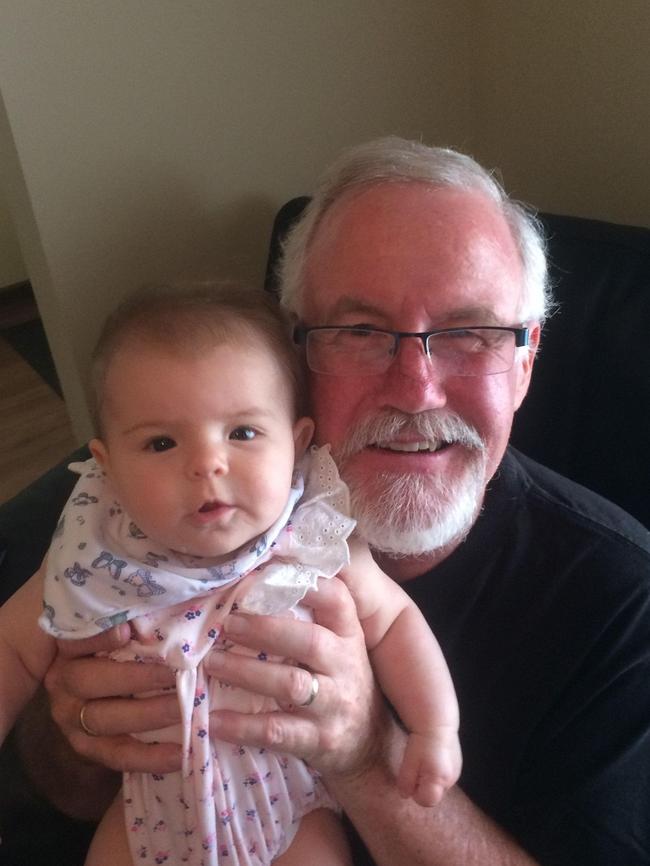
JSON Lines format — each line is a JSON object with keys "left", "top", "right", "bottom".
{"left": 333, "top": 410, "right": 485, "bottom": 464}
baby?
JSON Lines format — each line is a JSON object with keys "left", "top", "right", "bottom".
{"left": 0, "top": 284, "right": 461, "bottom": 866}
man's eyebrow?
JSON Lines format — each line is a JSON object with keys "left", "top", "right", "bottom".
{"left": 325, "top": 296, "right": 390, "bottom": 320}
{"left": 321, "top": 298, "right": 505, "bottom": 326}
{"left": 435, "top": 307, "right": 504, "bottom": 326}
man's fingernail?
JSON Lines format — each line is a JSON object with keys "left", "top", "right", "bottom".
{"left": 225, "top": 614, "right": 249, "bottom": 635}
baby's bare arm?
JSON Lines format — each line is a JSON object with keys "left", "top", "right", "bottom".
{"left": 0, "top": 566, "right": 56, "bottom": 742}
{"left": 370, "top": 602, "right": 459, "bottom": 737}
{"left": 340, "top": 538, "right": 461, "bottom": 804}
{"left": 338, "top": 537, "right": 412, "bottom": 648}
{"left": 340, "top": 538, "right": 458, "bottom": 730}
{"left": 367, "top": 602, "right": 462, "bottom": 805}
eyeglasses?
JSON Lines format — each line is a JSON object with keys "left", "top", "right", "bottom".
{"left": 293, "top": 325, "right": 530, "bottom": 377}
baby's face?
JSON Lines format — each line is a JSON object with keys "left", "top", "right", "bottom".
{"left": 90, "top": 340, "right": 312, "bottom": 559}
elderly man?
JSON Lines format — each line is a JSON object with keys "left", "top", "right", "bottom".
{"left": 43, "top": 138, "right": 650, "bottom": 865}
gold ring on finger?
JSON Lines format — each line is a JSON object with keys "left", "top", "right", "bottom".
{"left": 79, "top": 702, "right": 99, "bottom": 737}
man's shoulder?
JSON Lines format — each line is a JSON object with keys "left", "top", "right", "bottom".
{"left": 503, "top": 446, "right": 650, "bottom": 559}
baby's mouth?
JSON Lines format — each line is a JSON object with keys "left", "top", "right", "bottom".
{"left": 192, "top": 499, "right": 236, "bottom": 524}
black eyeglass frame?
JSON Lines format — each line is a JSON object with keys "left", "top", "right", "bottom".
{"left": 293, "top": 324, "right": 530, "bottom": 357}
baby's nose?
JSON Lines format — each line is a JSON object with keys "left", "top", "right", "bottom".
{"left": 188, "top": 443, "right": 227, "bottom": 478}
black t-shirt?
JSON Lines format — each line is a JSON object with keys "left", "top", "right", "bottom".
{"left": 353, "top": 447, "right": 650, "bottom": 866}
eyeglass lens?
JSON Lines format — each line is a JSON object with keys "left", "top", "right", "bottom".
{"left": 306, "top": 328, "right": 518, "bottom": 376}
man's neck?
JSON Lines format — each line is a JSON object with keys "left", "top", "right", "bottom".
{"left": 374, "top": 540, "right": 460, "bottom": 584}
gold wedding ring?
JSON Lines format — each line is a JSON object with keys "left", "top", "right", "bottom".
{"left": 79, "top": 702, "right": 99, "bottom": 737}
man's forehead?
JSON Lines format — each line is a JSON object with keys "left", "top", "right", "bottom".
{"left": 303, "top": 184, "right": 519, "bottom": 278}
{"left": 301, "top": 182, "right": 522, "bottom": 321}
{"left": 318, "top": 295, "right": 505, "bottom": 326}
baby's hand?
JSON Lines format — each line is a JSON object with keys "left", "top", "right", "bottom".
{"left": 397, "top": 727, "right": 462, "bottom": 807}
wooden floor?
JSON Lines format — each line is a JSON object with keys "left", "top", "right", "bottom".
{"left": 0, "top": 334, "right": 77, "bottom": 506}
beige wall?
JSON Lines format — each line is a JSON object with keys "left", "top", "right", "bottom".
{"left": 0, "top": 193, "right": 27, "bottom": 288}
{"left": 0, "top": 1, "right": 471, "bottom": 441}
{"left": 471, "top": 0, "right": 650, "bottom": 226}
{"left": 0, "top": 1, "right": 648, "bottom": 441}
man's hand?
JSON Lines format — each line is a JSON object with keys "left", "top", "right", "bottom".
{"left": 44, "top": 624, "right": 182, "bottom": 774}
{"left": 44, "top": 576, "right": 391, "bottom": 783}
{"left": 206, "top": 575, "right": 391, "bottom": 778}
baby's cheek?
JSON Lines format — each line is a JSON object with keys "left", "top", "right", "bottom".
{"left": 253, "top": 479, "right": 292, "bottom": 524}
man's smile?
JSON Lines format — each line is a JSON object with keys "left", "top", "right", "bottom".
{"left": 370, "top": 440, "right": 451, "bottom": 454}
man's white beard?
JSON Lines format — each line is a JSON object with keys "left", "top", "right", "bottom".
{"left": 333, "top": 410, "right": 488, "bottom": 557}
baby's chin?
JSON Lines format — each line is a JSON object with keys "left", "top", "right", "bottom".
{"left": 170, "top": 532, "right": 260, "bottom": 564}
{"left": 170, "top": 545, "right": 232, "bottom": 564}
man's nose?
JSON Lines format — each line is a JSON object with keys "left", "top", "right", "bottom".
{"left": 383, "top": 336, "right": 447, "bottom": 411}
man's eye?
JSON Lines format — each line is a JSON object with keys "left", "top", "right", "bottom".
{"left": 146, "top": 436, "right": 176, "bottom": 452}
{"left": 230, "top": 427, "right": 256, "bottom": 442}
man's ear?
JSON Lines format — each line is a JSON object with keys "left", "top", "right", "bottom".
{"left": 89, "top": 437, "right": 110, "bottom": 471}
{"left": 293, "top": 416, "right": 315, "bottom": 459}
{"left": 514, "top": 323, "right": 541, "bottom": 411}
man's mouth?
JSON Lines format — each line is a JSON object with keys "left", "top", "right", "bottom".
{"left": 370, "top": 440, "right": 450, "bottom": 454}
{"left": 334, "top": 410, "right": 485, "bottom": 467}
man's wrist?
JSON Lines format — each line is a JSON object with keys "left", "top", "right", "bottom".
{"left": 326, "top": 697, "right": 404, "bottom": 793}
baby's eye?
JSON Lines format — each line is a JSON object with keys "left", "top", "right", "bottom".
{"left": 146, "top": 436, "right": 176, "bottom": 452}
{"left": 229, "top": 426, "right": 256, "bottom": 442}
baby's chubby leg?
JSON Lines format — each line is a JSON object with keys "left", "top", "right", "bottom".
{"left": 85, "top": 791, "right": 132, "bottom": 866}
{"left": 275, "top": 808, "right": 353, "bottom": 866}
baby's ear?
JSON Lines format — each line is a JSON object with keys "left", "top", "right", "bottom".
{"left": 89, "top": 438, "right": 109, "bottom": 470}
{"left": 293, "top": 416, "right": 315, "bottom": 458}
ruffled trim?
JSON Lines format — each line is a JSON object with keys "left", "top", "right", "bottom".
{"left": 237, "top": 445, "right": 356, "bottom": 614}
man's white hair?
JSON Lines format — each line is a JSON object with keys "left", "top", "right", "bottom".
{"left": 278, "top": 136, "right": 552, "bottom": 324}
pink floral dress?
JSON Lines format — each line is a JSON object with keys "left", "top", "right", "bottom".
{"left": 40, "top": 446, "right": 355, "bottom": 865}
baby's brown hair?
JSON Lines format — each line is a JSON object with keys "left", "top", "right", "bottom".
{"left": 91, "top": 282, "right": 306, "bottom": 436}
